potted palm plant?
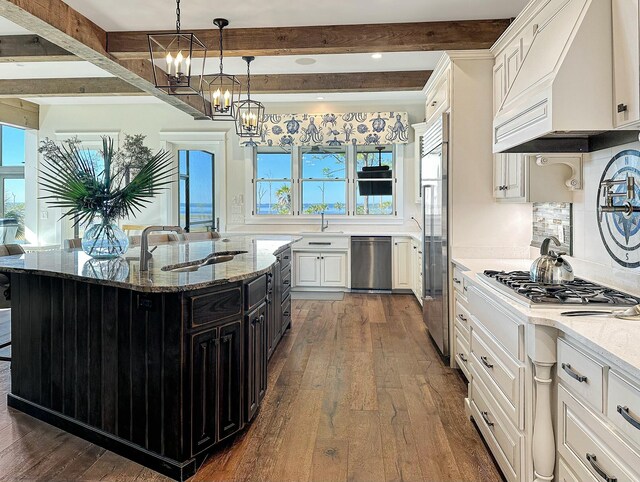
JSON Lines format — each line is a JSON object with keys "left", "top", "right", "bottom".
{"left": 38, "top": 136, "right": 174, "bottom": 259}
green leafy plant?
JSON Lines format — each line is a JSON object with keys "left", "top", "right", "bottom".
{"left": 38, "top": 136, "right": 174, "bottom": 229}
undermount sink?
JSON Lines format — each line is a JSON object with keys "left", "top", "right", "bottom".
{"left": 161, "top": 251, "right": 247, "bottom": 273}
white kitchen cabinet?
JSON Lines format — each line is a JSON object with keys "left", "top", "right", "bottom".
{"left": 613, "top": 0, "right": 640, "bottom": 128}
{"left": 424, "top": 65, "right": 451, "bottom": 124}
{"left": 293, "top": 253, "right": 322, "bottom": 287}
{"left": 494, "top": 154, "right": 576, "bottom": 203}
{"left": 392, "top": 237, "right": 412, "bottom": 290}
{"left": 293, "top": 251, "right": 347, "bottom": 289}
{"left": 320, "top": 253, "right": 347, "bottom": 288}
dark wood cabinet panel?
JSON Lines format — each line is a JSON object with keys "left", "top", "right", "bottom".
{"left": 279, "top": 247, "right": 292, "bottom": 269}
{"left": 282, "top": 294, "right": 292, "bottom": 333}
{"left": 189, "top": 286, "right": 242, "bottom": 328}
{"left": 245, "top": 301, "right": 267, "bottom": 422}
{"left": 245, "top": 275, "right": 267, "bottom": 311}
{"left": 191, "top": 328, "right": 219, "bottom": 456}
{"left": 217, "top": 319, "right": 243, "bottom": 441}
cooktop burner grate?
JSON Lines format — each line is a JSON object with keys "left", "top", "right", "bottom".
{"left": 482, "top": 270, "right": 640, "bottom": 306}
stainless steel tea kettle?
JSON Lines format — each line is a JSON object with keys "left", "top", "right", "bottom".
{"left": 530, "top": 236, "right": 574, "bottom": 284}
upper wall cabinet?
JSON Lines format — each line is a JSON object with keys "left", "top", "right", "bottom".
{"left": 612, "top": 0, "right": 640, "bottom": 128}
{"left": 424, "top": 65, "right": 451, "bottom": 125}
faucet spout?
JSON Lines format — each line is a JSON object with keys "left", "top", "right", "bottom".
{"left": 321, "top": 212, "right": 329, "bottom": 232}
{"left": 140, "top": 225, "right": 184, "bottom": 272}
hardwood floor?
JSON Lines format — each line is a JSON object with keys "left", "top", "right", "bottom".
{"left": 0, "top": 295, "right": 502, "bottom": 481}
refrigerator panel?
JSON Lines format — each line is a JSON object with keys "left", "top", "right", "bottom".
{"left": 421, "top": 113, "right": 449, "bottom": 358}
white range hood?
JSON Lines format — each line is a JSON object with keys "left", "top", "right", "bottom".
{"left": 493, "top": 0, "right": 631, "bottom": 153}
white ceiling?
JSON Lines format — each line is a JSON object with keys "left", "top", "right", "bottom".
{"left": 0, "top": 16, "right": 30, "bottom": 34}
{"left": 61, "top": 0, "right": 528, "bottom": 30}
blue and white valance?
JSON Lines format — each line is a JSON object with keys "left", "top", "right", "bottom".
{"left": 241, "top": 111, "right": 410, "bottom": 147}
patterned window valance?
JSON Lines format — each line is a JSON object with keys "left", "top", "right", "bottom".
{"left": 240, "top": 111, "right": 410, "bottom": 147}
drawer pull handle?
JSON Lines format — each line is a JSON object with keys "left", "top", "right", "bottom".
{"left": 283, "top": 280, "right": 290, "bottom": 285}
{"left": 617, "top": 405, "right": 640, "bottom": 431}
{"left": 457, "top": 314, "right": 467, "bottom": 322}
{"left": 480, "top": 356, "right": 493, "bottom": 369}
{"left": 480, "top": 411, "right": 494, "bottom": 428}
{"left": 586, "top": 453, "right": 617, "bottom": 482}
{"left": 458, "top": 353, "right": 467, "bottom": 363}
{"left": 309, "top": 241, "right": 332, "bottom": 245}
{"left": 453, "top": 277, "right": 461, "bottom": 284}
{"left": 562, "top": 363, "right": 588, "bottom": 383}
{"left": 283, "top": 311, "right": 290, "bottom": 317}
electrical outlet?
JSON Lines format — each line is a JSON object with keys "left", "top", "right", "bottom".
{"left": 40, "top": 210, "right": 48, "bottom": 220}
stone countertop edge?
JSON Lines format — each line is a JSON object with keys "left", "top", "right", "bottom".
{"left": 0, "top": 236, "right": 300, "bottom": 294}
{"left": 454, "top": 258, "right": 640, "bottom": 381}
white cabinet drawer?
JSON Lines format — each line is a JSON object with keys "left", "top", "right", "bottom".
{"left": 558, "top": 457, "right": 592, "bottom": 482}
{"left": 558, "top": 385, "right": 640, "bottom": 482}
{"left": 469, "top": 369, "right": 522, "bottom": 482}
{"left": 558, "top": 338, "right": 605, "bottom": 412}
{"left": 454, "top": 299, "right": 470, "bottom": 338}
{"left": 470, "top": 323, "right": 523, "bottom": 429}
{"left": 607, "top": 370, "right": 640, "bottom": 450}
{"left": 467, "top": 284, "right": 523, "bottom": 361}
{"left": 295, "top": 236, "right": 349, "bottom": 250}
{"left": 454, "top": 326, "right": 470, "bottom": 380}
{"left": 452, "top": 265, "right": 467, "bottom": 296}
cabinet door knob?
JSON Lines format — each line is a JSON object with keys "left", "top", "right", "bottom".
{"left": 618, "top": 103, "right": 628, "bottom": 113}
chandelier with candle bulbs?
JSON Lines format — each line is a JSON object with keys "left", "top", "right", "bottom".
{"left": 234, "top": 56, "right": 265, "bottom": 137}
{"left": 200, "top": 18, "right": 241, "bottom": 121}
{"left": 147, "top": 0, "right": 207, "bottom": 95}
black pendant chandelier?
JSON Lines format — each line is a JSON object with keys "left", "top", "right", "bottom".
{"left": 234, "top": 56, "right": 266, "bottom": 137}
{"left": 147, "top": 0, "right": 207, "bottom": 95}
{"left": 201, "top": 18, "right": 241, "bottom": 121}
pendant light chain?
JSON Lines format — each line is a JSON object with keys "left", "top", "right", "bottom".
{"left": 246, "top": 59, "right": 251, "bottom": 99}
{"left": 218, "top": 25, "right": 224, "bottom": 75}
{"left": 175, "top": 0, "right": 181, "bottom": 33}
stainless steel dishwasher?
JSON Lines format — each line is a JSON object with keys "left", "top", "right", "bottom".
{"left": 350, "top": 236, "right": 392, "bottom": 291}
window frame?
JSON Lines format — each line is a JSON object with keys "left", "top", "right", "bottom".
{"left": 0, "top": 125, "right": 26, "bottom": 242}
{"left": 178, "top": 149, "right": 216, "bottom": 232}
{"left": 253, "top": 147, "right": 294, "bottom": 216}
{"left": 353, "top": 145, "right": 396, "bottom": 217}
{"left": 299, "top": 146, "right": 348, "bottom": 217}
{"left": 249, "top": 144, "right": 402, "bottom": 223}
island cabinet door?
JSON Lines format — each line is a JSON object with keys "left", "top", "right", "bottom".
{"left": 191, "top": 327, "right": 219, "bottom": 456}
{"left": 217, "top": 319, "right": 243, "bottom": 442}
{"left": 245, "top": 302, "right": 268, "bottom": 422}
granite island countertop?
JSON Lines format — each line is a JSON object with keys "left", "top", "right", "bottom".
{"left": 0, "top": 234, "right": 300, "bottom": 293}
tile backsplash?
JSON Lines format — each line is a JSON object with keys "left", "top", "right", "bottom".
{"left": 531, "top": 202, "right": 572, "bottom": 254}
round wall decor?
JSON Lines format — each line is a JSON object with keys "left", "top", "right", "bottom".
{"left": 597, "top": 149, "right": 640, "bottom": 268}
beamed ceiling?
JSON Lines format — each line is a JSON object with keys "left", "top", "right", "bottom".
{"left": 0, "top": 0, "right": 528, "bottom": 113}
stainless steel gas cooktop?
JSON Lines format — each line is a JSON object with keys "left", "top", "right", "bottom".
{"left": 478, "top": 270, "right": 640, "bottom": 309}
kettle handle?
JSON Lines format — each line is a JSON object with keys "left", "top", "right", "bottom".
{"left": 540, "top": 236, "right": 561, "bottom": 255}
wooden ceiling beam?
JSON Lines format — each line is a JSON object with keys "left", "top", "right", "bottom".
{"left": 107, "top": 19, "right": 512, "bottom": 59}
{"left": 0, "top": 0, "right": 208, "bottom": 118}
{"left": 0, "top": 70, "right": 431, "bottom": 98}
{"left": 0, "top": 34, "right": 76, "bottom": 62}
{"left": 0, "top": 98, "right": 39, "bottom": 129}
{"left": 0, "top": 77, "right": 144, "bottom": 97}
{"left": 237, "top": 70, "right": 432, "bottom": 93}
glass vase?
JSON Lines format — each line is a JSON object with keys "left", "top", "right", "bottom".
{"left": 81, "top": 220, "right": 129, "bottom": 259}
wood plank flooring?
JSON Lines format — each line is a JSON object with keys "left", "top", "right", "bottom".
{"left": 0, "top": 295, "right": 502, "bottom": 481}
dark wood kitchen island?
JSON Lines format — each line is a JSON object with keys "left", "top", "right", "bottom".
{"left": 0, "top": 235, "right": 297, "bottom": 481}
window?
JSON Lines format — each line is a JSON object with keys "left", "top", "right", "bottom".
{"left": 255, "top": 149, "right": 292, "bottom": 215}
{"left": 253, "top": 144, "right": 398, "bottom": 219}
{"left": 355, "top": 145, "right": 394, "bottom": 215}
{"left": 178, "top": 149, "right": 215, "bottom": 232}
{"left": 300, "top": 147, "right": 346, "bottom": 215}
{"left": 0, "top": 125, "right": 26, "bottom": 242}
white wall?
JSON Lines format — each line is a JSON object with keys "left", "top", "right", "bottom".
{"left": 31, "top": 99, "right": 425, "bottom": 245}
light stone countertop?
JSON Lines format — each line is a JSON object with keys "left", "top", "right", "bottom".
{"left": 453, "top": 257, "right": 640, "bottom": 379}
{"left": 0, "top": 235, "right": 300, "bottom": 293}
